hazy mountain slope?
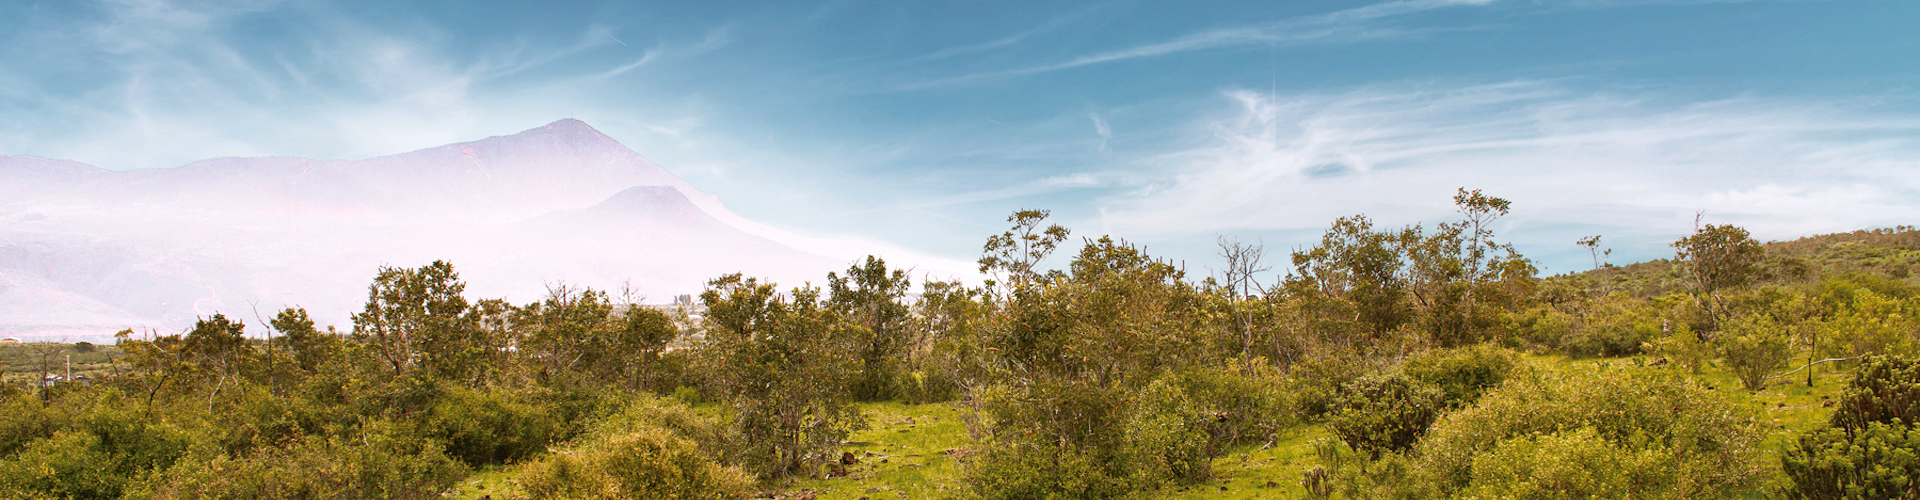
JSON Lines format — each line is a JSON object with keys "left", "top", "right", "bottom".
{"left": 0, "top": 120, "right": 862, "bottom": 340}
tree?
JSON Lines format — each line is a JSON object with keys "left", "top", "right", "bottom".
{"left": 349, "top": 261, "right": 515, "bottom": 387}
{"left": 698, "top": 274, "right": 865, "bottom": 479}
{"left": 827, "top": 256, "right": 912, "bottom": 401}
{"left": 270, "top": 307, "right": 338, "bottom": 373}
{"left": 352, "top": 261, "right": 471, "bottom": 377}
{"left": 978, "top": 209, "right": 1071, "bottom": 291}
{"left": 1577, "top": 235, "right": 1611, "bottom": 270}
{"left": 518, "top": 285, "right": 677, "bottom": 390}
{"left": 1287, "top": 215, "right": 1413, "bottom": 343}
{"left": 1674, "top": 217, "right": 1764, "bottom": 332}
{"left": 1217, "top": 236, "right": 1272, "bottom": 372}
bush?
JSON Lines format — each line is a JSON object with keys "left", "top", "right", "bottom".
{"left": 1288, "top": 347, "right": 1382, "bottom": 419}
{"left": 138, "top": 422, "right": 466, "bottom": 500}
{"left": 1411, "top": 364, "right": 1765, "bottom": 497}
{"left": 1563, "top": 294, "right": 1664, "bottom": 357}
{"left": 1643, "top": 323, "right": 1708, "bottom": 374}
{"left": 1404, "top": 344, "right": 1517, "bottom": 408}
{"left": 422, "top": 386, "right": 560, "bottom": 466}
{"left": 1167, "top": 364, "right": 1296, "bottom": 447}
{"left": 1122, "top": 378, "right": 1213, "bottom": 486}
{"left": 1716, "top": 314, "right": 1793, "bottom": 391}
{"left": 1460, "top": 426, "right": 1657, "bottom": 500}
{"left": 1325, "top": 373, "right": 1443, "bottom": 459}
{"left": 1781, "top": 421, "right": 1920, "bottom": 500}
{"left": 0, "top": 401, "right": 190, "bottom": 499}
{"left": 1828, "top": 355, "right": 1920, "bottom": 432}
{"left": 517, "top": 426, "right": 752, "bottom": 500}
{"left": 965, "top": 376, "right": 1220, "bottom": 498}
{"left": 1782, "top": 355, "right": 1920, "bottom": 498}
{"left": 963, "top": 441, "right": 1130, "bottom": 500}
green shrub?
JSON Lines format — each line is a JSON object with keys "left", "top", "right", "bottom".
{"left": 1716, "top": 314, "right": 1793, "bottom": 391}
{"left": 1828, "top": 355, "right": 1920, "bottom": 432}
{"left": 1461, "top": 426, "right": 1659, "bottom": 500}
{"left": 1563, "top": 294, "right": 1664, "bottom": 357}
{"left": 1288, "top": 347, "right": 1381, "bottom": 418}
{"left": 1325, "top": 373, "right": 1442, "bottom": 459}
{"left": 965, "top": 376, "right": 1220, "bottom": 498}
{"left": 1643, "top": 323, "right": 1708, "bottom": 374}
{"left": 0, "top": 393, "right": 69, "bottom": 457}
{"left": 1404, "top": 344, "right": 1517, "bottom": 408}
{"left": 139, "top": 421, "right": 464, "bottom": 500}
{"left": 1782, "top": 355, "right": 1920, "bottom": 499}
{"left": 1412, "top": 365, "right": 1765, "bottom": 498}
{"left": 517, "top": 426, "right": 751, "bottom": 500}
{"left": 1122, "top": 378, "right": 1213, "bottom": 486}
{"left": 584, "top": 394, "right": 739, "bottom": 463}
{"left": 962, "top": 441, "right": 1130, "bottom": 500}
{"left": 1167, "top": 364, "right": 1296, "bottom": 447}
{"left": 0, "top": 401, "right": 190, "bottom": 500}
{"left": 422, "top": 386, "right": 559, "bottom": 466}
{"left": 1781, "top": 421, "right": 1920, "bottom": 500}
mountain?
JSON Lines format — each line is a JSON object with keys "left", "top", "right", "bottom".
{"left": 0, "top": 119, "right": 903, "bottom": 340}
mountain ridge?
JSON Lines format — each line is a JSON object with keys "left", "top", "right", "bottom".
{"left": 0, "top": 120, "right": 856, "bottom": 340}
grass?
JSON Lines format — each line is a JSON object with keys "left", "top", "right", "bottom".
{"left": 790, "top": 400, "right": 975, "bottom": 499}
{"left": 423, "top": 349, "right": 1856, "bottom": 499}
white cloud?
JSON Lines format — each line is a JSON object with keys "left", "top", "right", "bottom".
{"left": 1103, "top": 82, "right": 1920, "bottom": 257}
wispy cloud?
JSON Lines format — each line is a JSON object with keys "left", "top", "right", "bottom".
{"left": 598, "top": 25, "right": 735, "bottom": 79}
{"left": 898, "top": 0, "right": 1495, "bottom": 89}
{"left": 901, "top": 6, "right": 1097, "bottom": 63}
{"left": 1103, "top": 82, "right": 1920, "bottom": 263}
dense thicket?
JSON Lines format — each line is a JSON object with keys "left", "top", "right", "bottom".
{"left": 1, "top": 192, "right": 1915, "bottom": 499}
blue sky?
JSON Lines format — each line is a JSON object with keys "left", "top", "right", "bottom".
{"left": 4, "top": 0, "right": 1919, "bottom": 277}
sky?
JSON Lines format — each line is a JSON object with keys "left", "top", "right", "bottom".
{"left": 4, "top": 0, "right": 1918, "bottom": 280}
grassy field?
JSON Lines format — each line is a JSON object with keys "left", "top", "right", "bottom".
{"left": 779, "top": 354, "right": 1847, "bottom": 499}
{"left": 4, "top": 340, "right": 1844, "bottom": 499}
{"left": 437, "top": 351, "right": 1850, "bottom": 499}
{"left": 0, "top": 342, "right": 124, "bottom": 387}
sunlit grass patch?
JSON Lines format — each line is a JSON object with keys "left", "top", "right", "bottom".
{"left": 791, "top": 401, "right": 974, "bottom": 499}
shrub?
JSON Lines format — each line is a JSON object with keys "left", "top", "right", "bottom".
{"left": 0, "top": 402, "right": 190, "bottom": 499}
{"left": 1782, "top": 355, "right": 1920, "bottom": 498}
{"left": 517, "top": 426, "right": 751, "bottom": 500}
{"left": 1716, "top": 314, "right": 1793, "bottom": 391}
{"left": 1404, "top": 344, "right": 1517, "bottom": 408}
{"left": 1563, "top": 294, "right": 1664, "bottom": 357}
{"left": 1643, "top": 323, "right": 1708, "bottom": 374}
{"left": 1828, "top": 355, "right": 1920, "bottom": 432}
{"left": 1412, "top": 364, "right": 1765, "bottom": 497}
{"left": 139, "top": 421, "right": 465, "bottom": 500}
{"left": 1325, "top": 373, "right": 1443, "bottom": 459}
{"left": 422, "top": 386, "right": 559, "bottom": 466}
{"left": 965, "top": 376, "right": 1220, "bottom": 498}
{"left": 1781, "top": 421, "right": 1920, "bottom": 500}
{"left": 963, "top": 441, "right": 1130, "bottom": 500}
{"left": 1122, "top": 378, "right": 1213, "bottom": 486}
{"left": 1167, "top": 364, "right": 1296, "bottom": 447}
{"left": 1288, "top": 347, "right": 1382, "bottom": 418}
{"left": 1460, "top": 427, "right": 1657, "bottom": 500}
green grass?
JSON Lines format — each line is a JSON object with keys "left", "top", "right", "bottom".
{"left": 791, "top": 401, "right": 975, "bottom": 499}
{"left": 435, "top": 351, "right": 1856, "bottom": 499}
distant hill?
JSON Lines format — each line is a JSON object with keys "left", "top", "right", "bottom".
{"left": 0, "top": 120, "right": 962, "bottom": 340}
{"left": 1564, "top": 225, "right": 1920, "bottom": 297}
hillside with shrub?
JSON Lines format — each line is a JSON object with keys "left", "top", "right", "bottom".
{"left": 1, "top": 188, "right": 1916, "bottom": 499}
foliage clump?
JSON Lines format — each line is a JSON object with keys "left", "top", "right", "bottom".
{"left": 1406, "top": 364, "right": 1766, "bottom": 498}
{"left": 1783, "top": 355, "right": 1920, "bottom": 499}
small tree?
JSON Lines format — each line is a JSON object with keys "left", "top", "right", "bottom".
{"left": 978, "top": 209, "right": 1070, "bottom": 291}
{"left": 1716, "top": 314, "right": 1792, "bottom": 391}
{"left": 1673, "top": 218, "right": 1763, "bottom": 332}
{"left": 699, "top": 274, "right": 865, "bottom": 479}
{"left": 827, "top": 256, "right": 912, "bottom": 401}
